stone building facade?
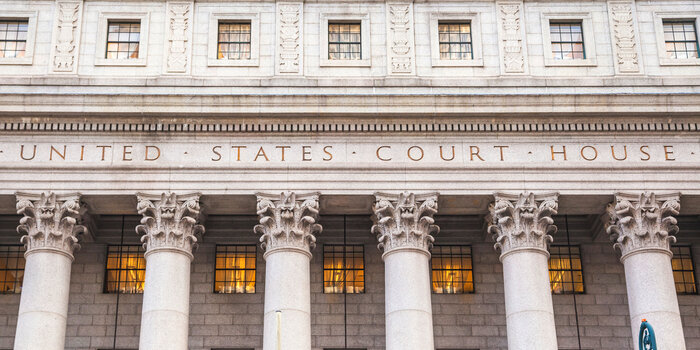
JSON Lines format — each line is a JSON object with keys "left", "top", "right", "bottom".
{"left": 0, "top": 0, "right": 699, "bottom": 350}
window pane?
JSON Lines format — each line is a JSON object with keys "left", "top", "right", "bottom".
{"left": 105, "top": 21, "right": 141, "bottom": 60}
{"left": 438, "top": 21, "right": 473, "bottom": 60}
{"left": 0, "top": 19, "right": 29, "bottom": 59}
{"left": 431, "top": 245, "right": 474, "bottom": 294}
{"left": 328, "top": 22, "right": 362, "bottom": 60}
{"left": 217, "top": 21, "right": 252, "bottom": 60}
{"left": 214, "top": 245, "right": 257, "bottom": 294}
{"left": 0, "top": 245, "right": 25, "bottom": 294}
{"left": 549, "top": 245, "right": 585, "bottom": 294}
{"left": 323, "top": 245, "right": 365, "bottom": 294}
{"left": 663, "top": 20, "right": 699, "bottom": 59}
{"left": 671, "top": 246, "right": 698, "bottom": 294}
{"left": 550, "top": 22, "right": 585, "bottom": 60}
{"left": 104, "top": 245, "right": 146, "bottom": 294}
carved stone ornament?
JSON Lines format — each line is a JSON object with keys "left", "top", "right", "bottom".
{"left": 136, "top": 192, "right": 205, "bottom": 259}
{"left": 371, "top": 192, "right": 439, "bottom": 256}
{"left": 53, "top": 1, "right": 81, "bottom": 72}
{"left": 488, "top": 192, "right": 559, "bottom": 258}
{"left": 499, "top": 3, "right": 525, "bottom": 73}
{"left": 278, "top": 3, "right": 301, "bottom": 73}
{"left": 254, "top": 192, "right": 322, "bottom": 256}
{"left": 610, "top": 2, "right": 640, "bottom": 73}
{"left": 166, "top": 3, "right": 190, "bottom": 73}
{"left": 16, "top": 192, "right": 87, "bottom": 258}
{"left": 388, "top": 4, "right": 413, "bottom": 73}
{"left": 606, "top": 192, "right": 680, "bottom": 260}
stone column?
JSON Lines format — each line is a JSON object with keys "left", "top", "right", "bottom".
{"left": 607, "top": 192, "right": 686, "bottom": 349}
{"left": 14, "top": 192, "right": 86, "bottom": 350}
{"left": 371, "top": 192, "right": 439, "bottom": 350}
{"left": 136, "top": 192, "right": 205, "bottom": 350}
{"left": 255, "top": 192, "right": 322, "bottom": 350}
{"left": 488, "top": 192, "right": 559, "bottom": 350}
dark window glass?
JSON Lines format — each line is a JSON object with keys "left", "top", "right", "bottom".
{"left": 549, "top": 245, "right": 584, "bottom": 294}
{"left": 106, "top": 21, "right": 141, "bottom": 59}
{"left": 323, "top": 245, "right": 365, "bottom": 293}
{"left": 104, "top": 245, "right": 145, "bottom": 293}
{"left": 0, "top": 20, "right": 29, "bottom": 59}
{"left": 215, "top": 245, "right": 257, "bottom": 294}
{"left": 328, "top": 23, "right": 361, "bottom": 60}
{"left": 431, "top": 245, "right": 474, "bottom": 294}
{"left": 671, "top": 246, "right": 697, "bottom": 294}
{"left": 550, "top": 22, "right": 585, "bottom": 60}
{"left": 438, "top": 22, "right": 473, "bottom": 60}
{"left": 663, "top": 20, "right": 699, "bottom": 59}
{"left": 0, "top": 245, "right": 24, "bottom": 294}
{"left": 217, "top": 22, "right": 252, "bottom": 60}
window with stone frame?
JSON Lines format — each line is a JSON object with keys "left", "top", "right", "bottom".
{"left": 431, "top": 245, "right": 474, "bottom": 294}
{"left": 323, "top": 244, "right": 365, "bottom": 294}
{"left": 0, "top": 19, "right": 29, "bottom": 59}
{"left": 217, "top": 21, "right": 252, "bottom": 60}
{"left": 214, "top": 244, "right": 257, "bottom": 294}
{"left": 549, "top": 21, "right": 585, "bottom": 60}
{"left": 549, "top": 245, "right": 584, "bottom": 294}
{"left": 671, "top": 245, "right": 698, "bottom": 294}
{"left": 0, "top": 245, "right": 24, "bottom": 294}
{"left": 663, "top": 20, "right": 699, "bottom": 59}
{"left": 328, "top": 22, "right": 362, "bottom": 60}
{"left": 105, "top": 21, "right": 141, "bottom": 59}
{"left": 104, "top": 245, "right": 146, "bottom": 294}
{"left": 438, "top": 21, "right": 473, "bottom": 60}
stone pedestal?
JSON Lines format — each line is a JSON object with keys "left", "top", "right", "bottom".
{"left": 488, "top": 192, "right": 559, "bottom": 350}
{"left": 14, "top": 192, "right": 85, "bottom": 350}
{"left": 136, "top": 192, "right": 204, "bottom": 350}
{"left": 372, "top": 192, "right": 439, "bottom": 350}
{"left": 255, "top": 192, "right": 322, "bottom": 350}
{"left": 607, "top": 192, "right": 686, "bottom": 350}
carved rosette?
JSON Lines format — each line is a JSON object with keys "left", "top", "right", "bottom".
{"left": 606, "top": 192, "right": 680, "bottom": 260}
{"left": 16, "top": 192, "right": 87, "bottom": 259}
{"left": 254, "top": 192, "right": 322, "bottom": 256}
{"left": 371, "top": 192, "right": 439, "bottom": 257}
{"left": 498, "top": 2, "right": 525, "bottom": 73}
{"left": 166, "top": 2, "right": 191, "bottom": 73}
{"left": 609, "top": 2, "right": 640, "bottom": 73}
{"left": 136, "top": 192, "right": 205, "bottom": 259}
{"left": 52, "top": 1, "right": 81, "bottom": 72}
{"left": 388, "top": 4, "right": 414, "bottom": 74}
{"left": 488, "top": 192, "right": 559, "bottom": 258}
{"left": 277, "top": 3, "right": 302, "bottom": 74}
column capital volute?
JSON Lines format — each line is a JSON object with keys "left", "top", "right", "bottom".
{"left": 371, "top": 191, "right": 439, "bottom": 258}
{"left": 15, "top": 191, "right": 87, "bottom": 260}
{"left": 135, "top": 192, "right": 205, "bottom": 260}
{"left": 254, "top": 191, "right": 322, "bottom": 257}
{"left": 487, "top": 191, "right": 559, "bottom": 259}
{"left": 606, "top": 191, "right": 680, "bottom": 261}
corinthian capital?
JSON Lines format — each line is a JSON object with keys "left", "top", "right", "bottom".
{"left": 135, "top": 192, "right": 205, "bottom": 259}
{"left": 488, "top": 192, "right": 559, "bottom": 258}
{"left": 254, "top": 192, "right": 322, "bottom": 257}
{"left": 606, "top": 192, "right": 680, "bottom": 260}
{"left": 16, "top": 192, "right": 87, "bottom": 259}
{"left": 371, "top": 192, "right": 439, "bottom": 256}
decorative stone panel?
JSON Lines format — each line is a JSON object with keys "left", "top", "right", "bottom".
{"left": 606, "top": 192, "right": 680, "bottom": 260}
{"left": 165, "top": 2, "right": 193, "bottom": 74}
{"left": 608, "top": 1, "right": 642, "bottom": 74}
{"left": 276, "top": 2, "right": 303, "bottom": 74}
{"left": 16, "top": 192, "right": 87, "bottom": 258}
{"left": 136, "top": 192, "right": 205, "bottom": 259}
{"left": 371, "top": 192, "right": 439, "bottom": 256}
{"left": 496, "top": 2, "right": 526, "bottom": 74}
{"left": 51, "top": 1, "right": 82, "bottom": 73}
{"left": 254, "top": 191, "right": 322, "bottom": 255}
{"left": 488, "top": 192, "right": 559, "bottom": 257}
{"left": 386, "top": 3, "right": 416, "bottom": 74}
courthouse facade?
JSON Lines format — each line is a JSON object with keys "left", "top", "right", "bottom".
{"left": 0, "top": 0, "right": 699, "bottom": 350}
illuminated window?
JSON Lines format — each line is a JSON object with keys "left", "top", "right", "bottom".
{"left": 0, "top": 20, "right": 28, "bottom": 58}
{"left": 0, "top": 245, "right": 24, "bottom": 294}
{"left": 438, "top": 22, "right": 472, "bottom": 60}
{"left": 217, "top": 22, "right": 252, "bottom": 60}
{"left": 549, "top": 245, "right": 584, "bottom": 294}
{"left": 323, "top": 245, "right": 365, "bottom": 294}
{"left": 215, "top": 245, "right": 256, "bottom": 294}
{"left": 106, "top": 21, "right": 141, "bottom": 59}
{"left": 663, "top": 20, "right": 699, "bottom": 59}
{"left": 104, "top": 245, "right": 145, "bottom": 294}
{"left": 672, "top": 246, "right": 697, "bottom": 294}
{"left": 431, "top": 245, "right": 474, "bottom": 294}
{"left": 550, "top": 22, "right": 585, "bottom": 60}
{"left": 328, "top": 23, "right": 361, "bottom": 60}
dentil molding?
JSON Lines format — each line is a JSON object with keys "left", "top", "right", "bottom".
{"left": 371, "top": 192, "right": 440, "bottom": 257}
{"left": 254, "top": 191, "right": 322, "bottom": 256}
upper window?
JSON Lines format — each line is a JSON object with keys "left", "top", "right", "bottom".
{"left": 104, "top": 245, "right": 145, "bottom": 294}
{"left": 671, "top": 246, "right": 697, "bottom": 294}
{"left": 438, "top": 22, "right": 472, "bottom": 60}
{"left": 0, "top": 20, "right": 28, "bottom": 59}
{"left": 431, "top": 245, "right": 474, "bottom": 294}
{"left": 328, "top": 23, "right": 361, "bottom": 60}
{"left": 215, "top": 245, "right": 256, "bottom": 294}
{"left": 0, "top": 245, "right": 24, "bottom": 294}
{"left": 217, "top": 22, "right": 251, "bottom": 60}
{"left": 323, "top": 244, "right": 365, "bottom": 294}
{"left": 550, "top": 22, "right": 585, "bottom": 60}
{"left": 106, "top": 21, "right": 141, "bottom": 59}
{"left": 663, "top": 20, "right": 699, "bottom": 59}
{"left": 549, "top": 245, "right": 584, "bottom": 294}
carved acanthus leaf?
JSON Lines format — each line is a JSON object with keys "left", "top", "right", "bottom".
{"left": 16, "top": 192, "right": 87, "bottom": 257}
{"left": 254, "top": 192, "right": 322, "bottom": 254}
{"left": 606, "top": 192, "right": 680, "bottom": 259}
{"left": 488, "top": 192, "right": 558, "bottom": 256}
{"left": 371, "top": 192, "right": 439, "bottom": 255}
{"left": 135, "top": 192, "right": 204, "bottom": 258}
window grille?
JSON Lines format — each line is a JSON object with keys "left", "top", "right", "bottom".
{"left": 549, "top": 245, "right": 584, "bottom": 294}
{"left": 106, "top": 21, "right": 141, "bottom": 59}
{"left": 0, "top": 245, "right": 24, "bottom": 294}
{"left": 0, "top": 20, "right": 28, "bottom": 58}
{"left": 104, "top": 245, "right": 146, "bottom": 294}
{"left": 328, "top": 23, "right": 362, "bottom": 60}
{"left": 215, "top": 245, "right": 257, "bottom": 294}
{"left": 431, "top": 245, "right": 474, "bottom": 294}
{"left": 438, "top": 22, "right": 473, "bottom": 60}
{"left": 663, "top": 20, "right": 699, "bottom": 59}
{"left": 217, "top": 22, "right": 252, "bottom": 60}
{"left": 550, "top": 22, "right": 585, "bottom": 60}
{"left": 323, "top": 245, "right": 365, "bottom": 294}
{"left": 671, "top": 246, "right": 697, "bottom": 294}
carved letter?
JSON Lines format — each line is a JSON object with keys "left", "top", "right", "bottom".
{"left": 20, "top": 145, "right": 36, "bottom": 160}
{"left": 323, "top": 146, "right": 333, "bottom": 161}
{"left": 407, "top": 146, "right": 424, "bottom": 161}
{"left": 145, "top": 146, "right": 160, "bottom": 161}
{"left": 50, "top": 145, "right": 66, "bottom": 161}
{"left": 664, "top": 146, "right": 675, "bottom": 161}
{"left": 550, "top": 145, "right": 567, "bottom": 161}
{"left": 469, "top": 146, "right": 485, "bottom": 161}
{"left": 640, "top": 145, "right": 650, "bottom": 161}
{"left": 377, "top": 146, "right": 392, "bottom": 161}
{"left": 439, "top": 146, "right": 455, "bottom": 161}
{"left": 580, "top": 145, "right": 598, "bottom": 161}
